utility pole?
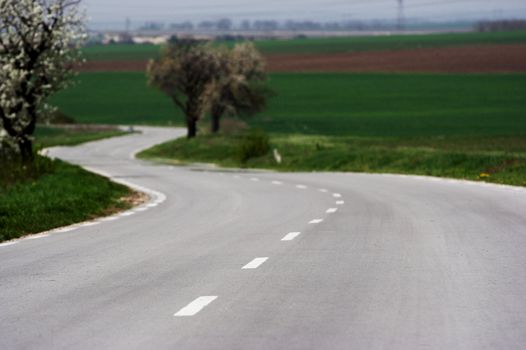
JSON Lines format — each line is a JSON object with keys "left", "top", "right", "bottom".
{"left": 125, "top": 17, "right": 131, "bottom": 33}
{"left": 397, "top": 0, "right": 405, "bottom": 31}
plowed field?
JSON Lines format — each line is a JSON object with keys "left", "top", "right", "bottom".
{"left": 81, "top": 44, "right": 526, "bottom": 73}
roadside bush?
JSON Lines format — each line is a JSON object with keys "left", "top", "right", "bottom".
{"left": 237, "top": 128, "right": 270, "bottom": 163}
{"left": 0, "top": 154, "right": 57, "bottom": 189}
{"left": 49, "top": 110, "right": 77, "bottom": 124}
{"left": 36, "top": 109, "right": 76, "bottom": 124}
{"left": 219, "top": 118, "right": 248, "bottom": 135}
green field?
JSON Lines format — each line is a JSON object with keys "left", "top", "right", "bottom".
{"left": 51, "top": 72, "right": 175, "bottom": 125}
{"left": 82, "top": 31, "right": 526, "bottom": 61}
{"left": 51, "top": 72, "right": 526, "bottom": 138}
{"left": 251, "top": 30, "right": 526, "bottom": 55}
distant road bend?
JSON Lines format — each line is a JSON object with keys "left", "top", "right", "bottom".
{"left": 1, "top": 126, "right": 525, "bottom": 349}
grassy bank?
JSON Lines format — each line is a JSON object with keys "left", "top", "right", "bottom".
{"left": 138, "top": 133, "right": 526, "bottom": 187}
{"left": 35, "top": 125, "right": 129, "bottom": 148}
{"left": 82, "top": 31, "right": 526, "bottom": 61}
{"left": 0, "top": 156, "right": 133, "bottom": 242}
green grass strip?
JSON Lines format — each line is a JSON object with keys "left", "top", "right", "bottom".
{"left": 138, "top": 133, "right": 526, "bottom": 187}
{"left": 0, "top": 157, "right": 132, "bottom": 242}
{"left": 35, "top": 125, "right": 130, "bottom": 149}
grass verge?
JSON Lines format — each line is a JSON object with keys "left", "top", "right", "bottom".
{"left": 35, "top": 125, "right": 130, "bottom": 148}
{"left": 138, "top": 133, "right": 526, "bottom": 187}
{"left": 0, "top": 156, "right": 134, "bottom": 242}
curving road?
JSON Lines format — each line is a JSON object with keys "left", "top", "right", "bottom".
{"left": 1, "top": 126, "right": 526, "bottom": 349}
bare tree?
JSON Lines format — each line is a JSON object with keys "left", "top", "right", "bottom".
{"left": 0, "top": 0, "right": 85, "bottom": 162}
{"left": 147, "top": 41, "right": 220, "bottom": 138}
{"left": 206, "top": 43, "right": 272, "bottom": 134}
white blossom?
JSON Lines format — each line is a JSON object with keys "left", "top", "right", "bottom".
{"left": 0, "top": 0, "right": 85, "bottom": 159}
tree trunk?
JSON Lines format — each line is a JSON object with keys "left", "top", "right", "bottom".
{"left": 186, "top": 117, "right": 197, "bottom": 138}
{"left": 18, "top": 137, "right": 34, "bottom": 163}
{"left": 211, "top": 114, "right": 220, "bottom": 134}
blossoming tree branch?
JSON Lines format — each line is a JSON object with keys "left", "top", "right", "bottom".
{"left": 0, "top": 0, "right": 85, "bottom": 162}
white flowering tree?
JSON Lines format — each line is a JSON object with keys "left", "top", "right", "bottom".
{"left": 206, "top": 43, "right": 272, "bottom": 133}
{"left": 0, "top": 0, "right": 84, "bottom": 162}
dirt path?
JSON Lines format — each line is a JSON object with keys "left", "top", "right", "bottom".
{"left": 81, "top": 44, "right": 526, "bottom": 73}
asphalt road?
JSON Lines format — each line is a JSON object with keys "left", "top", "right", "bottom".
{"left": 1, "top": 126, "right": 526, "bottom": 349}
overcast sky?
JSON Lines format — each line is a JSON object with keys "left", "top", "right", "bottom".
{"left": 84, "top": 0, "right": 526, "bottom": 27}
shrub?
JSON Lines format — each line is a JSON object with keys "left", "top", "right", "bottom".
{"left": 49, "top": 110, "right": 77, "bottom": 124}
{"left": 237, "top": 128, "right": 270, "bottom": 163}
{"left": 0, "top": 154, "right": 57, "bottom": 189}
{"left": 220, "top": 118, "right": 248, "bottom": 135}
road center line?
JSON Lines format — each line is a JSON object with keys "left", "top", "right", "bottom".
{"left": 242, "top": 257, "right": 269, "bottom": 269}
{"left": 326, "top": 208, "right": 338, "bottom": 213}
{"left": 309, "top": 219, "right": 324, "bottom": 224}
{"left": 174, "top": 296, "right": 218, "bottom": 317}
{"left": 281, "top": 232, "right": 301, "bottom": 241}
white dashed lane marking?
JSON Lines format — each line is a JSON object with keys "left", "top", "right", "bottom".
{"left": 281, "top": 232, "right": 301, "bottom": 241}
{"left": 309, "top": 219, "right": 324, "bottom": 224}
{"left": 272, "top": 181, "right": 283, "bottom": 185}
{"left": 242, "top": 257, "right": 269, "bottom": 269}
{"left": 326, "top": 208, "right": 338, "bottom": 214}
{"left": 174, "top": 296, "right": 218, "bottom": 317}
{"left": 250, "top": 177, "right": 260, "bottom": 182}
{"left": 336, "top": 200, "right": 345, "bottom": 205}
{"left": 333, "top": 193, "right": 342, "bottom": 198}
{"left": 319, "top": 189, "right": 328, "bottom": 193}
{"left": 296, "top": 184, "right": 307, "bottom": 189}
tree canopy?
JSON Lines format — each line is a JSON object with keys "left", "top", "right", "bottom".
{"left": 147, "top": 41, "right": 220, "bottom": 138}
{"left": 206, "top": 42, "right": 272, "bottom": 133}
{"left": 148, "top": 40, "right": 272, "bottom": 137}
